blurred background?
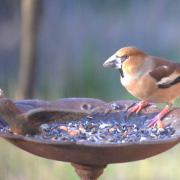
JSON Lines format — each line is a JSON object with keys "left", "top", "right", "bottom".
{"left": 0, "top": 0, "right": 180, "bottom": 179}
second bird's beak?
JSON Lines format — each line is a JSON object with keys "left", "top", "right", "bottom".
{"left": 103, "top": 54, "right": 122, "bottom": 69}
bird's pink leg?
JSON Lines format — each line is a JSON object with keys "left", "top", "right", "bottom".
{"left": 128, "top": 101, "right": 149, "bottom": 114}
{"left": 147, "top": 104, "right": 171, "bottom": 128}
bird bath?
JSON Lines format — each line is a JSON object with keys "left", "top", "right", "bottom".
{"left": 0, "top": 98, "right": 179, "bottom": 180}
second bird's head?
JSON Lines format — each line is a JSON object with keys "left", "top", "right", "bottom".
{"left": 103, "top": 46, "right": 147, "bottom": 76}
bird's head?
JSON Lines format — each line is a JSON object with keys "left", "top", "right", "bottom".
{"left": 103, "top": 47, "right": 147, "bottom": 77}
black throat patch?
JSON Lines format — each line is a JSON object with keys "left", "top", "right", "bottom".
{"left": 119, "top": 68, "right": 124, "bottom": 78}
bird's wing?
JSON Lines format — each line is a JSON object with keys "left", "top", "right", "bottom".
{"left": 149, "top": 64, "right": 180, "bottom": 88}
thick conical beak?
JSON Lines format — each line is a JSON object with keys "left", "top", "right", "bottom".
{"left": 103, "top": 54, "right": 122, "bottom": 69}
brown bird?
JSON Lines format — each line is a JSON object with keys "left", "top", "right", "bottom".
{"left": 103, "top": 46, "right": 180, "bottom": 128}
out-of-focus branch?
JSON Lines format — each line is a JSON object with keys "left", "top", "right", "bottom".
{"left": 16, "top": 0, "right": 40, "bottom": 99}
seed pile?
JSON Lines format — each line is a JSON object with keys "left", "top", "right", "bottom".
{"left": 36, "top": 118, "right": 175, "bottom": 144}
{"left": 0, "top": 116, "right": 176, "bottom": 144}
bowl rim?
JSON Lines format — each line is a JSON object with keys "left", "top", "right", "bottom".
{"left": 0, "top": 131, "right": 179, "bottom": 148}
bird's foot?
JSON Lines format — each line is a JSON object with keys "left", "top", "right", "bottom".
{"left": 148, "top": 118, "right": 165, "bottom": 129}
{"left": 127, "top": 101, "right": 150, "bottom": 114}
{"left": 147, "top": 106, "right": 170, "bottom": 128}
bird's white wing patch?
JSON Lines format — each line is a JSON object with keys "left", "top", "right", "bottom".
{"left": 157, "top": 72, "right": 179, "bottom": 85}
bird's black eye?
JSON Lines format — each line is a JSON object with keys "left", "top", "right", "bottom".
{"left": 116, "top": 55, "right": 129, "bottom": 62}
{"left": 120, "top": 55, "right": 129, "bottom": 61}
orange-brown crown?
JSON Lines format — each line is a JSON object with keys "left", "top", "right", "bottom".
{"left": 115, "top": 47, "right": 148, "bottom": 75}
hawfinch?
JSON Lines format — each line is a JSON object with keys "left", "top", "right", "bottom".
{"left": 103, "top": 46, "right": 180, "bottom": 128}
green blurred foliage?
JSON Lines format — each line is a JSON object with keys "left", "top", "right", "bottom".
{"left": 0, "top": 0, "right": 180, "bottom": 179}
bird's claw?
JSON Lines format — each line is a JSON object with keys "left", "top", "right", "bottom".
{"left": 127, "top": 101, "right": 150, "bottom": 117}
{"left": 147, "top": 105, "right": 170, "bottom": 128}
{"left": 147, "top": 118, "right": 165, "bottom": 129}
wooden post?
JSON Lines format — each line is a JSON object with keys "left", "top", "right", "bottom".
{"left": 16, "top": 0, "right": 40, "bottom": 99}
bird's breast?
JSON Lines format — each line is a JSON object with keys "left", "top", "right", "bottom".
{"left": 120, "top": 73, "right": 157, "bottom": 101}
{"left": 120, "top": 75, "right": 140, "bottom": 97}
{"left": 120, "top": 73, "right": 137, "bottom": 87}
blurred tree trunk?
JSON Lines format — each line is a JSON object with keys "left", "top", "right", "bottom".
{"left": 16, "top": 0, "right": 40, "bottom": 99}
